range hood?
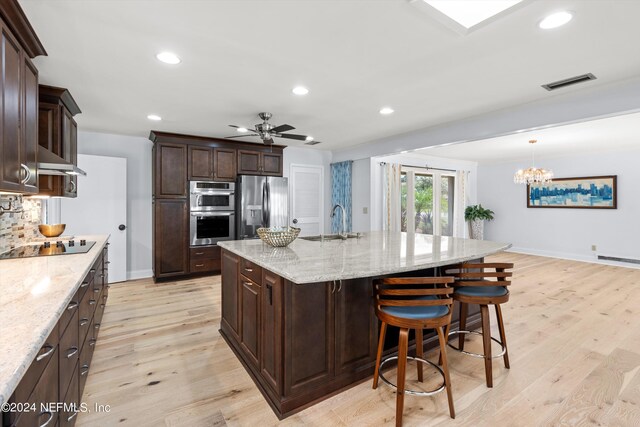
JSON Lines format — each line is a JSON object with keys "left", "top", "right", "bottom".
{"left": 37, "top": 147, "right": 87, "bottom": 176}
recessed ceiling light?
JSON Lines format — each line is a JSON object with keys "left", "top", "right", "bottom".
{"left": 423, "top": 0, "right": 523, "bottom": 29}
{"left": 305, "top": 136, "right": 314, "bottom": 142}
{"left": 292, "top": 86, "right": 309, "bottom": 96}
{"left": 379, "top": 107, "right": 394, "bottom": 115}
{"left": 236, "top": 127, "right": 248, "bottom": 133}
{"left": 539, "top": 11, "right": 573, "bottom": 29}
{"left": 147, "top": 114, "right": 162, "bottom": 121}
{"left": 156, "top": 51, "right": 181, "bottom": 64}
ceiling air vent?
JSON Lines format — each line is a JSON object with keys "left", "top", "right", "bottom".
{"left": 304, "top": 140, "right": 321, "bottom": 146}
{"left": 541, "top": 73, "right": 597, "bottom": 91}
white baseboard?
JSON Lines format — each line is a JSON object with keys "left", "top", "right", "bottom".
{"left": 127, "top": 269, "right": 153, "bottom": 281}
{"left": 507, "top": 246, "right": 640, "bottom": 270}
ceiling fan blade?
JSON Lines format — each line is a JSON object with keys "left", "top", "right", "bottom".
{"left": 275, "top": 133, "right": 307, "bottom": 141}
{"left": 271, "top": 124, "right": 295, "bottom": 133}
{"left": 225, "top": 134, "right": 259, "bottom": 138}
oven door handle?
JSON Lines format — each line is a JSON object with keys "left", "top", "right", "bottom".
{"left": 191, "top": 191, "right": 234, "bottom": 196}
{"left": 191, "top": 212, "right": 234, "bottom": 217}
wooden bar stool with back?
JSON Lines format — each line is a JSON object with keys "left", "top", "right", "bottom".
{"left": 372, "top": 277, "right": 456, "bottom": 426}
{"left": 443, "top": 262, "right": 514, "bottom": 388}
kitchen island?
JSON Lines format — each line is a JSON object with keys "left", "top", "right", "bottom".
{"left": 218, "top": 231, "right": 511, "bottom": 418}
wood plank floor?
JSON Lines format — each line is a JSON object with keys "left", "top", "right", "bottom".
{"left": 76, "top": 253, "right": 640, "bottom": 427}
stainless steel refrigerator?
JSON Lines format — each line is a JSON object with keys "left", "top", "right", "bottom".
{"left": 236, "top": 175, "right": 289, "bottom": 239}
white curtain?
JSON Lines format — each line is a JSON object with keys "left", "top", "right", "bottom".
{"left": 383, "top": 163, "right": 402, "bottom": 231}
{"left": 454, "top": 170, "right": 469, "bottom": 238}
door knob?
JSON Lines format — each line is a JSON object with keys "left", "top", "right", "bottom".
{"left": 118, "top": 224, "right": 126, "bottom": 231}
{"left": 292, "top": 218, "right": 298, "bottom": 224}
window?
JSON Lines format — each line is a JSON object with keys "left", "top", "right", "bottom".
{"left": 401, "top": 169, "right": 455, "bottom": 236}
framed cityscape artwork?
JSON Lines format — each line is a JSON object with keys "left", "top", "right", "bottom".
{"left": 527, "top": 175, "right": 617, "bottom": 209}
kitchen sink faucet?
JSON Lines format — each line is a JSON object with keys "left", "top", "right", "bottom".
{"left": 330, "top": 204, "right": 348, "bottom": 239}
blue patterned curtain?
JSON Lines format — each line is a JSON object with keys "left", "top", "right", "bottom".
{"left": 330, "top": 161, "right": 352, "bottom": 233}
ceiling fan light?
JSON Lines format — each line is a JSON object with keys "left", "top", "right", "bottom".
{"left": 236, "top": 127, "right": 248, "bottom": 133}
{"left": 305, "top": 136, "right": 314, "bottom": 142}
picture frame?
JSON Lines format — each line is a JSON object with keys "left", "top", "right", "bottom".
{"left": 527, "top": 175, "right": 617, "bottom": 209}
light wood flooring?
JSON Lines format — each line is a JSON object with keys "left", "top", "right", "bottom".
{"left": 76, "top": 253, "right": 640, "bottom": 427}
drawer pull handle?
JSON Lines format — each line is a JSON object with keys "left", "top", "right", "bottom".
{"left": 36, "top": 345, "right": 55, "bottom": 362}
{"left": 100, "top": 303, "right": 106, "bottom": 308}
{"left": 99, "top": 273, "right": 105, "bottom": 278}
{"left": 66, "top": 346, "right": 79, "bottom": 358}
{"left": 195, "top": 264, "right": 205, "bottom": 268}
{"left": 80, "top": 365, "right": 89, "bottom": 376}
{"left": 67, "top": 301, "right": 78, "bottom": 310}
{"left": 67, "top": 411, "right": 78, "bottom": 422}
{"left": 80, "top": 318, "right": 89, "bottom": 326}
{"left": 244, "top": 267, "right": 253, "bottom": 272}
{"left": 93, "top": 287, "right": 101, "bottom": 293}
{"left": 195, "top": 252, "right": 204, "bottom": 255}
{"left": 105, "top": 261, "right": 111, "bottom": 264}
{"left": 80, "top": 281, "right": 89, "bottom": 288}
{"left": 38, "top": 411, "right": 54, "bottom": 427}
{"left": 89, "top": 338, "right": 96, "bottom": 347}
{"left": 94, "top": 323, "right": 101, "bottom": 329}
{"left": 103, "top": 295, "right": 108, "bottom": 300}
{"left": 90, "top": 269, "right": 96, "bottom": 273}
{"left": 89, "top": 299, "right": 96, "bottom": 305}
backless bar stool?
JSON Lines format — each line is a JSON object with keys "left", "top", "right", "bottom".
{"left": 372, "top": 277, "right": 456, "bottom": 426}
{"left": 443, "top": 262, "right": 514, "bottom": 388}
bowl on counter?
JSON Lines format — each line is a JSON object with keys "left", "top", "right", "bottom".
{"left": 257, "top": 226, "right": 301, "bottom": 247}
{"left": 38, "top": 223, "right": 66, "bottom": 238}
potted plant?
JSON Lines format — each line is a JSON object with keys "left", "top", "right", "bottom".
{"left": 465, "top": 204, "right": 495, "bottom": 240}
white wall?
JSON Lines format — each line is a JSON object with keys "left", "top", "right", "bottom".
{"left": 282, "top": 146, "right": 332, "bottom": 233}
{"left": 77, "top": 131, "right": 153, "bottom": 280}
{"left": 478, "top": 148, "right": 640, "bottom": 262}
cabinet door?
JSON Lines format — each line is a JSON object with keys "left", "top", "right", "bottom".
{"left": 153, "top": 199, "right": 189, "bottom": 277}
{"left": 0, "top": 24, "right": 22, "bottom": 192}
{"left": 21, "top": 55, "right": 38, "bottom": 193}
{"left": 221, "top": 250, "right": 240, "bottom": 340}
{"left": 155, "top": 143, "right": 188, "bottom": 198}
{"left": 37, "top": 103, "right": 62, "bottom": 195}
{"left": 237, "top": 150, "right": 261, "bottom": 174}
{"left": 241, "top": 278, "right": 261, "bottom": 367}
{"left": 284, "top": 281, "right": 334, "bottom": 396}
{"left": 262, "top": 152, "right": 283, "bottom": 176}
{"left": 261, "top": 270, "right": 282, "bottom": 393}
{"left": 334, "top": 278, "right": 378, "bottom": 376}
{"left": 188, "top": 145, "right": 213, "bottom": 180}
{"left": 214, "top": 148, "right": 236, "bottom": 181}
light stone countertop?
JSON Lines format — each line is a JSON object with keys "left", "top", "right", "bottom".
{"left": 218, "top": 231, "right": 512, "bottom": 284}
{"left": 0, "top": 235, "right": 109, "bottom": 405}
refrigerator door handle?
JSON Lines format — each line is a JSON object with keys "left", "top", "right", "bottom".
{"left": 262, "top": 180, "right": 268, "bottom": 227}
{"left": 266, "top": 180, "right": 271, "bottom": 228}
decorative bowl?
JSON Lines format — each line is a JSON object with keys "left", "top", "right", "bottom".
{"left": 38, "top": 223, "right": 66, "bottom": 237}
{"left": 257, "top": 227, "right": 301, "bottom": 247}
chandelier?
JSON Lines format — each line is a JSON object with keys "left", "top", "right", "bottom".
{"left": 513, "top": 139, "right": 553, "bottom": 184}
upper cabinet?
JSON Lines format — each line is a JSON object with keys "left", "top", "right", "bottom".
{"left": 238, "top": 150, "right": 283, "bottom": 176}
{"left": 0, "top": 0, "right": 46, "bottom": 195}
{"left": 37, "top": 85, "right": 81, "bottom": 197}
{"left": 154, "top": 143, "right": 187, "bottom": 198}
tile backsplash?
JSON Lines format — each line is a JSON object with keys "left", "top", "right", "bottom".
{"left": 0, "top": 195, "right": 42, "bottom": 254}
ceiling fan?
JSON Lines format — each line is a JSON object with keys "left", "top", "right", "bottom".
{"left": 226, "top": 112, "right": 320, "bottom": 145}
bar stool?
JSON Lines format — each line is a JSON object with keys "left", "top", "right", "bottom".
{"left": 443, "top": 262, "right": 514, "bottom": 388}
{"left": 372, "top": 277, "right": 456, "bottom": 426}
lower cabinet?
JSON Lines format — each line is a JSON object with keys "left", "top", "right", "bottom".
{"left": 3, "top": 245, "right": 109, "bottom": 427}
{"left": 219, "top": 250, "right": 378, "bottom": 417}
{"left": 189, "top": 245, "right": 221, "bottom": 274}
{"left": 153, "top": 199, "right": 188, "bottom": 279}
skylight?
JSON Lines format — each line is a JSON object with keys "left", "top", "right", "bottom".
{"left": 423, "top": 0, "right": 523, "bottom": 29}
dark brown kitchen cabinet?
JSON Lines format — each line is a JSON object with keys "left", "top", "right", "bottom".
{"left": 154, "top": 143, "right": 187, "bottom": 198}
{"left": 188, "top": 145, "right": 213, "bottom": 180}
{"left": 238, "top": 150, "right": 283, "bottom": 176}
{"left": 153, "top": 199, "right": 189, "bottom": 278}
{"left": 221, "top": 250, "right": 240, "bottom": 340}
{"left": 214, "top": 148, "right": 236, "bottom": 181}
{"left": 240, "top": 278, "right": 261, "bottom": 367}
{"left": 37, "top": 85, "right": 81, "bottom": 198}
{"left": 0, "top": 19, "right": 39, "bottom": 194}
{"left": 189, "top": 245, "right": 221, "bottom": 274}
{"left": 260, "top": 270, "right": 282, "bottom": 394}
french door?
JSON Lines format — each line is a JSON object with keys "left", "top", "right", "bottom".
{"left": 401, "top": 168, "right": 455, "bottom": 236}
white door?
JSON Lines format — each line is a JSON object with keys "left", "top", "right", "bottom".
{"left": 290, "top": 164, "right": 323, "bottom": 236}
{"left": 61, "top": 154, "right": 127, "bottom": 283}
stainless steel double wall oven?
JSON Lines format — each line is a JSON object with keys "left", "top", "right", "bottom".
{"left": 189, "top": 181, "right": 235, "bottom": 246}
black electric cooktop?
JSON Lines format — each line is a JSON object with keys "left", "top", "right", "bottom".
{"left": 0, "top": 240, "right": 96, "bottom": 260}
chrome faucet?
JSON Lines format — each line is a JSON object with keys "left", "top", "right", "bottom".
{"left": 330, "top": 204, "right": 347, "bottom": 239}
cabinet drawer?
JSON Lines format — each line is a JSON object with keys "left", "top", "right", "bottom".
{"left": 60, "top": 361, "right": 79, "bottom": 427}
{"left": 13, "top": 326, "right": 59, "bottom": 403}
{"left": 190, "top": 258, "right": 220, "bottom": 273}
{"left": 59, "top": 288, "right": 81, "bottom": 336}
{"left": 59, "top": 310, "right": 80, "bottom": 399}
{"left": 190, "top": 245, "right": 221, "bottom": 260}
{"left": 78, "top": 314, "right": 91, "bottom": 348}
{"left": 240, "top": 258, "right": 262, "bottom": 284}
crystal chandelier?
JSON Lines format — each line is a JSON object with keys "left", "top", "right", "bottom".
{"left": 513, "top": 140, "right": 553, "bottom": 184}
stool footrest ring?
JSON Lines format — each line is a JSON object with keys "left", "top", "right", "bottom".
{"left": 378, "top": 356, "right": 446, "bottom": 397}
{"left": 447, "top": 330, "right": 506, "bottom": 359}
